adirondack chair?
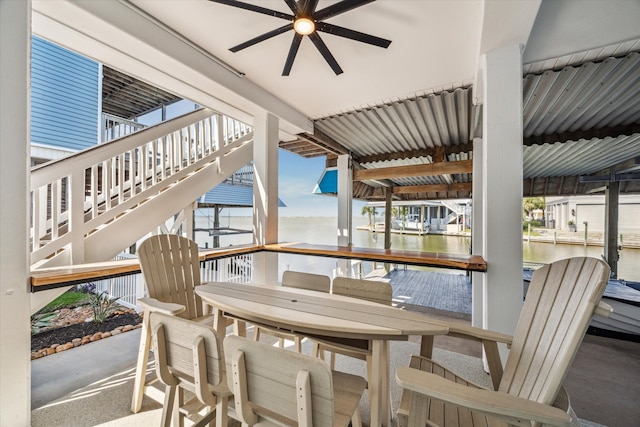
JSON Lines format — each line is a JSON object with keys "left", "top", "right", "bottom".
{"left": 131, "top": 234, "right": 222, "bottom": 413}
{"left": 150, "top": 312, "right": 232, "bottom": 427}
{"left": 253, "top": 270, "right": 331, "bottom": 352}
{"left": 395, "top": 256, "right": 612, "bottom": 427}
{"left": 224, "top": 335, "right": 366, "bottom": 427}
{"left": 313, "top": 277, "right": 393, "bottom": 368}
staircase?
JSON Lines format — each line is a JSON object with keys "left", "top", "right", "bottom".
{"left": 30, "top": 108, "right": 253, "bottom": 269}
{"left": 441, "top": 199, "right": 465, "bottom": 224}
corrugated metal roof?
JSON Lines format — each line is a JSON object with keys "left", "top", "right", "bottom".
{"left": 288, "top": 51, "right": 640, "bottom": 200}
{"left": 314, "top": 87, "right": 473, "bottom": 158}
{"left": 523, "top": 40, "right": 640, "bottom": 75}
{"left": 523, "top": 52, "right": 640, "bottom": 137}
{"left": 524, "top": 134, "right": 640, "bottom": 178}
{"left": 198, "top": 183, "right": 286, "bottom": 208}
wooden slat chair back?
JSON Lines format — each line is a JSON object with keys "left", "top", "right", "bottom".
{"left": 500, "top": 257, "right": 609, "bottom": 402}
{"left": 139, "top": 234, "right": 203, "bottom": 320}
{"left": 253, "top": 270, "right": 330, "bottom": 352}
{"left": 132, "top": 234, "right": 215, "bottom": 412}
{"left": 282, "top": 270, "right": 331, "bottom": 292}
{"left": 224, "top": 335, "right": 366, "bottom": 427}
{"left": 332, "top": 276, "right": 393, "bottom": 306}
{"left": 396, "top": 257, "right": 611, "bottom": 427}
{"left": 313, "top": 277, "right": 393, "bottom": 405}
{"left": 150, "top": 312, "right": 231, "bottom": 427}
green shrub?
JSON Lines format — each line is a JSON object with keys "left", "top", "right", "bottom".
{"left": 31, "top": 312, "right": 56, "bottom": 334}
{"left": 522, "top": 220, "right": 543, "bottom": 231}
{"left": 88, "top": 291, "right": 119, "bottom": 324}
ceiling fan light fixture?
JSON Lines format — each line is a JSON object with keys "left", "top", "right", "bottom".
{"left": 293, "top": 17, "right": 315, "bottom": 35}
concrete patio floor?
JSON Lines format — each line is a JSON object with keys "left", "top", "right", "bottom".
{"left": 31, "top": 303, "right": 639, "bottom": 426}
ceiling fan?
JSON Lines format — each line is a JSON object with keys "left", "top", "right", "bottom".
{"left": 209, "top": 0, "right": 392, "bottom": 76}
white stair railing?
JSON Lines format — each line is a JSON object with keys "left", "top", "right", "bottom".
{"left": 102, "top": 113, "right": 147, "bottom": 143}
{"left": 30, "top": 108, "right": 252, "bottom": 267}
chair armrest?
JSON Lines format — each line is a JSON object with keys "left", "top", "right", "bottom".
{"left": 396, "top": 367, "right": 572, "bottom": 427}
{"left": 418, "top": 321, "right": 512, "bottom": 389}
{"left": 594, "top": 301, "right": 613, "bottom": 318}
{"left": 138, "top": 297, "right": 186, "bottom": 316}
{"left": 445, "top": 323, "right": 513, "bottom": 346}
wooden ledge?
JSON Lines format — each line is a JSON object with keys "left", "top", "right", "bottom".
{"left": 30, "top": 242, "right": 486, "bottom": 292}
{"left": 30, "top": 244, "right": 261, "bottom": 291}
{"left": 264, "top": 243, "right": 487, "bottom": 272}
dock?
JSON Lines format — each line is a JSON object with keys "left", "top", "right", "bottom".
{"left": 366, "top": 267, "right": 472, "bottom": 316}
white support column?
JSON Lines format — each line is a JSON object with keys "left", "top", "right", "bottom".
{"left": 184, "top": 201, "right": 196, "bottom": 239}
{"left": 0, "top": 0, "right": 31, "bottom": 424}
{"left": 336, "top": 154, "right": 352, "bottom": 276}
{"left": 482, "top": 44, "right": 524, "bottom": 361}
{"left": 471, "top": 137, "right": 484, "bottom": 329}
{"left": 252, "top": 111, "right": 279, "bottom": 284}
{"left": 70, "top": 167, "right": 86, "bottom": 264}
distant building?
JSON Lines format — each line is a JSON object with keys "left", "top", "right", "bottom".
{"left": 545, "top": 195, "right": 640, "bottom": 233}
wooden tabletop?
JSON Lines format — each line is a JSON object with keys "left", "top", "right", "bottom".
{"left": 197, "top": 281, "right": 449, "bottom": 340}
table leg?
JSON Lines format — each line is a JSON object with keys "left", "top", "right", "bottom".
{"left": 213, "top": 308, "right": 227, "bottom": 337}
{"left": 370, "top": 340, "right": 391, "bottom": 427}
{"left": 381, "top": 340, "right": 390, "bottom": 425}
{"left": 420, "top": 335, "right": 434, "bottom": 359}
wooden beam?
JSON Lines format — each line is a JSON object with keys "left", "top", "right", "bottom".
{"left": 355, "top": 143, "right": 473, "bottom": 164}
{"left": 295, "top": 129, "right": 350, "bottom": 156}
{"left": 523, "top": 123, "right": 640, "bottom": 146}
{"left": 353, "top": 160, "right": 473, "bottom": 181}
{"left": 393, "top": 182, "right": 472, "bottom": 194}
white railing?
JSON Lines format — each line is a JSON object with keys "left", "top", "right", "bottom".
{"left": 201, "top": 254, "right": 253, "bottom": 283}
{"left": 90, "top": 252, "right": 253, "bottom": 311}
{"left": 225, "top": 164, "right": 254, "bottom": 187}
{"left": 102, "top": 113, "right": 147, "bottom": 143}
{"left": 93, "top": 253, "right": 140, "bottom": 309}
{"left": 30, "top": 108, "right": 253, "bottom": 266}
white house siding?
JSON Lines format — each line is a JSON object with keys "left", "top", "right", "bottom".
{"left": 546, "top": 196, "right": 640, "bottom": 233}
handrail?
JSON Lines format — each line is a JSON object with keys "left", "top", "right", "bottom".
{"left": 30, "top": 243, "right": 487, "bottom": 291}
{"left": 30, "top": 107, "right": 252, "bottom": 266}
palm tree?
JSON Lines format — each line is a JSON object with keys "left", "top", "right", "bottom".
{"left": 361, "top": 206, "right": 377, "bottom": 227}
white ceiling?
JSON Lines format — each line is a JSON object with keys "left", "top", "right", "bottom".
{"left": 131, "top": 0, "right": 484, "bottom": 119}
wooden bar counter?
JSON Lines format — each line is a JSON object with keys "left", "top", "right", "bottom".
{"left": 30, "top": 242, "right": 486, "bottom": 291}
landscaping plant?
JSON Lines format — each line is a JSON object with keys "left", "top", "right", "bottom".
{"left": 88, "top": 291, "right": 120, "bottom": 324}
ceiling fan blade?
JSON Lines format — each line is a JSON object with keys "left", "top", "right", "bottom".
{"left": 283, "top": 0, "right": 299, "bottom": 14}
{"left": 314, "top": 0, "right": 375, "bottom": 21}
{"left": 316, "top": 22, "right": 391, "bottom": 48}
{"left": 308, "top": 33, "right": 343, "bottom": 75}
{"left": 230, "top": 24, "right": 292, "bottom": 52}
{"left": 208, "top": 0, "right": 294, "bottom": 21}
{"left": 282, "top": 33, "right": 303, "bottom": 76}
{"left": 301, "top": 0, "right": 320, "bottom": 15}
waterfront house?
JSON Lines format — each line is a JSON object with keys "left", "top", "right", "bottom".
{"left": 546, "top": 195, "right": 640, "bottom": 234}
{"left": 2, "top": 1, "right": 640, "bottom": 424}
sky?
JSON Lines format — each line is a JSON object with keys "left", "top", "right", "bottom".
{"left": 144, "top": 100, "right": 364, "bottom": 217}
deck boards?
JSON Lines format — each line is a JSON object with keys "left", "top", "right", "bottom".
{"left": 367, "top": 269, "right": 472, "bottom": 315}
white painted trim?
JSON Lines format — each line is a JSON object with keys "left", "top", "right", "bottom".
{"left": 0, "top": 0, "right": 31, "bottom": 423}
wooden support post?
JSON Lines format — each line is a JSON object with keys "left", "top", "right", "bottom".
{"left": 604, "top": 181, "right": 620, "bottom": 278}
{"left": 384, "top": 187, "right": 392, "bottom": 250}
{"left": 213, "top": 206, "right": 220, "bottom": 248}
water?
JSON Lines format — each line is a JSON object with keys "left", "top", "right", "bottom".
{"left": 194, "top": 216, "right": 640, "bottom": 282}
